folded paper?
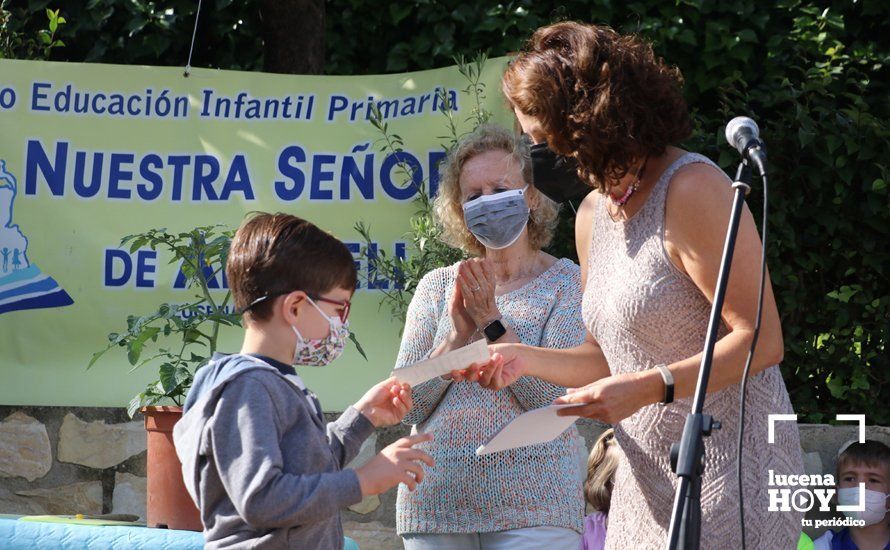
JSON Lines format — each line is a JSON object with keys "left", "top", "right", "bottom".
{"left": 391, "top": 339, "right": 490, "bottom": 387}
{"left": 476, "top": 403, "right": 579, "bottom": 455}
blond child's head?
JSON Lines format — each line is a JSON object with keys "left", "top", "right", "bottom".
{"left": 585, "top": 428, "right": 619, "bottom": 513}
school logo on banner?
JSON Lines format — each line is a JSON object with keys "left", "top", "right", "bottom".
{"left": 0, "top": 159, "right": 73, "bottom": 314}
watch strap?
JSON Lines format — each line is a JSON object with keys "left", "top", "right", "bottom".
{"left": 656, "top": 364, "right": 674, "bottom": 405}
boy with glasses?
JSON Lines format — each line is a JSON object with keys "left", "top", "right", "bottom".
{"left": 174, "top": 212, "right": 433, "bottom": 549}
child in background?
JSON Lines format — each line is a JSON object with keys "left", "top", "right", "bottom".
{"left": 581, "top": 428, "right": 618, "bottom": 550}
{"left": 173, "top": 213, "right": 434, "bottom": 550}
{"left": 813, "top": 439, "right": 890, "bottom": 550}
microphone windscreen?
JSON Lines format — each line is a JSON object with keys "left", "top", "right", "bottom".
{"left": 725, "top": 116, "right": 760, "bottom": 150}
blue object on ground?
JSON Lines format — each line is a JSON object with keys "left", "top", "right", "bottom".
{"left": 0, "top": 517, "right": 203, "bottom": 549}
{"left": 0, "top": 517, "right": 361, "bottom": 549}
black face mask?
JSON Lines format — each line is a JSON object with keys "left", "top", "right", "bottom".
{"left": 527, "top": 140, "right": 591, "bottom": 204}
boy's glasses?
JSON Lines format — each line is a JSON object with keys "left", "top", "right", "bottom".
{"left": 308, "top": 295, "right": 351, "bottom": 323}
{"left": 242, "top": 292, "right": 351, "bottom": 322}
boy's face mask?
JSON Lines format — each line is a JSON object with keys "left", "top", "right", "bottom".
{"left": 837, "top": 487, "right": 889, "bottom": 526}
{"left": 528, "top": 140, "right": 591, "bottom": 204}
{"left": 462, "top": 186, "right": 530, "bottom": 250}
{"left": 291, "top": 297, "right": 349, "bottom": 367}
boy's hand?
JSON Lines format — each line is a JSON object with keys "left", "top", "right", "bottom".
{"left": 355, "top": 377, "right": 413, "bottom": 428}
{"left": 355, "top": 433, "right": 434, "bottom": 496}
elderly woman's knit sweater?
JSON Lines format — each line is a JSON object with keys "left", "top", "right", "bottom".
{"left": 395, "top": 258, "right": 587, "bottom": 535}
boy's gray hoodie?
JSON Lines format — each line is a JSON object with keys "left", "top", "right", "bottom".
{"left": 173, "top": 353, "right": 375, "bottom": 549}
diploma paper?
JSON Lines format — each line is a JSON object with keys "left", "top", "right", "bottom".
{"left": 390, "top": 339, "right": 490, "bottom": 387}
{"left": 476, "top": 403, "right": 579, "bottom": 455}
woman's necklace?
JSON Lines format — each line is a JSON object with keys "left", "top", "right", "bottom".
{"left": 609, "top": 156, "right": 649, "bottom": 207}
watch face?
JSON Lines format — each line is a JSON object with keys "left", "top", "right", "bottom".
{"left": 484, "top": 320, "right": 507, "bottom": 342}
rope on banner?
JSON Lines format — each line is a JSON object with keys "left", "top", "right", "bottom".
{"left": 183, "top": 0, "right": 204, "bottom": 77}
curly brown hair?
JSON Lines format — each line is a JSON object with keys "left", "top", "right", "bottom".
{"left": 502, "top": 21, "right": 692, "bottom": 192}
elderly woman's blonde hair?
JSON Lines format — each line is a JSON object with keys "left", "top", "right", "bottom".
{"left": 433, "top": 123, "right": 559, "bottom": 256}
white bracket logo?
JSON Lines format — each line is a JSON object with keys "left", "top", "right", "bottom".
{"left": 768, "top": 413, "right": 866, "bottom": 512}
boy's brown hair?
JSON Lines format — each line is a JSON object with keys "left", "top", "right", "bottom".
{"left": 836, "top": 439, "right": 890, "bottom": 479}
{"left": 226, "top": 213, "right": 357, "bottom": 321}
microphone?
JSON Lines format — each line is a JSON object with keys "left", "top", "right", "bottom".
{"left": 725, "top": 116, "right": 767, "bottom": 173}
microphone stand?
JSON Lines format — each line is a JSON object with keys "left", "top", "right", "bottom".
{"left": 666, "top": 160, "right": 754, "bottom": 549}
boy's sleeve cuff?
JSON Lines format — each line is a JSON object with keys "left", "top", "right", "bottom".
{"left": 339, "top": 405, "right": 377, "bottom": 441}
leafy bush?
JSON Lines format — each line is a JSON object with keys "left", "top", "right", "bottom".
{"left": 2, "top": 0, "right": 259, "bottom": 69}
{"left": 1, "top": 3, "right": 65, "bottom": 59}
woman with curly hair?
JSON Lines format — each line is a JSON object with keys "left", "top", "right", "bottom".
{"left": 394, "top": 123, "right": 587, "bottom": 548}
{"left": 471, "top": 22, "right": 805, "bottom": 548}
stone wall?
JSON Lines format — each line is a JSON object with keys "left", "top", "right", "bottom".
{"left": 1, "top": 406, "right": 887, "bottom": 549}
{"left": 0, "top": 405, "right": 603, "bottom": 548}
{"left": 0, "top": 406, "right": 146, "bottom": 519}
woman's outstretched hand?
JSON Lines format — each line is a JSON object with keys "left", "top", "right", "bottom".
{"left": 553, "top": 371, "right": 662, "bottom": 424}
{"left": 448, "top": 343, "right": 526, "bottom": 390}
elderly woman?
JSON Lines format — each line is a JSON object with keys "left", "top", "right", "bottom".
{"left": 471, "top": 22, "right": 805, "bottom": 548}
{"left": 394, "top": 124, "right": 586, "bottom": 548}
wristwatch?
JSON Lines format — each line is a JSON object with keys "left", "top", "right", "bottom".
{"left": 482, "top": 319, "right": 507, "bottom": 342}
{"left": 655, "top": 364, "right": 674, "bottom": 405}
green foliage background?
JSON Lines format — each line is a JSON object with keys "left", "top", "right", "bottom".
{"left": 3, "top": 0, "right": 887, "bottom": 423}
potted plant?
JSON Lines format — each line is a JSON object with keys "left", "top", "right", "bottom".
{"left": 89, "top": 225, "right": 239, "bottom": 531}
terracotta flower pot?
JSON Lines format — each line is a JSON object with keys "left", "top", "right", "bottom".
{"left": 142, "top": 406, "right": 202, "bottom": 532}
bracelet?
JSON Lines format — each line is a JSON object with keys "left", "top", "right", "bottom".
{"left": 655, "top": 364, "right": 674, "bottom": 405}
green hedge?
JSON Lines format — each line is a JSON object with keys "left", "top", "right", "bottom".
{"left": 4, "top": 0, "right": 887, "bottom": 423}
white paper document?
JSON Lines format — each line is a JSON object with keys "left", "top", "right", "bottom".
{"left": 476, "top": 403, "right": 579, "bottom": 456}
{"left": 390, "top": 338, "right": 490, "bottom": 387}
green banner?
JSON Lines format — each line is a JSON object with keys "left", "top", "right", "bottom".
{"left": 0, "top": 58, "right": 511, "bottom": 409}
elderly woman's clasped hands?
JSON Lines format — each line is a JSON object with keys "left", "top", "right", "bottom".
{"left": 446, "top": 257, "right": 516, "bottom": 390}
{"left": 449, "top": 258, "right": 500, "bottom": 338}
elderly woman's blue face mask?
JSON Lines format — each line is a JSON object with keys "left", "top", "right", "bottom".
{"left": 462, "top": 186, "right": 530, "bottom": 250}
